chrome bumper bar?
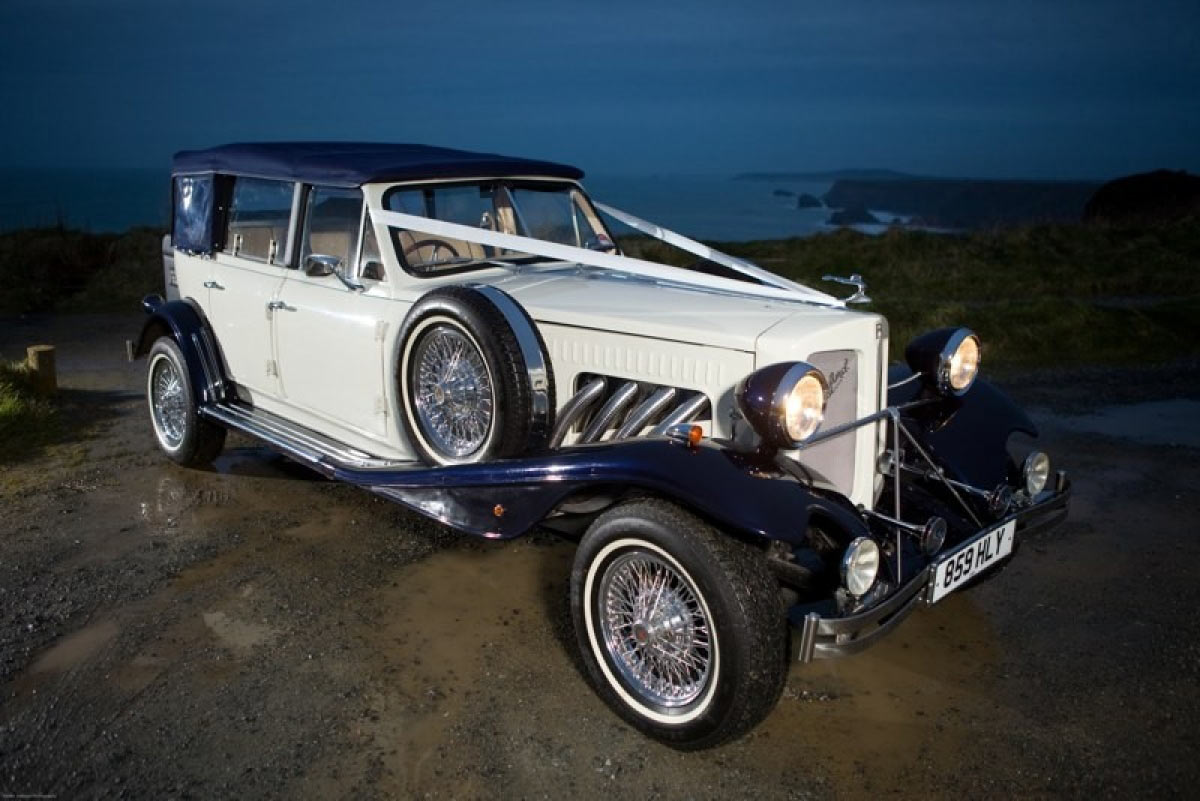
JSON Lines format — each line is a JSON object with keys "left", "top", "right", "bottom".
{"left": 795, "top": 480, "right": 1071, "bottom": 663}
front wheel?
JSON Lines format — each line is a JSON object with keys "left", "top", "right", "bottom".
{"left": 570, "top": 499, "right": 787, "bottom": 749}
{"left": 146, "top": 337, "right": 225, "bottom": 466}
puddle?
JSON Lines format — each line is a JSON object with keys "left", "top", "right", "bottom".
{"left": 1039, "top": 399, "right": 1200, "bottom": 448}
{"left": 202, "top": 611, "right": 279, "bottom": 651}
{"left": 29, "top": 619, "right": 120, "bottom": 674}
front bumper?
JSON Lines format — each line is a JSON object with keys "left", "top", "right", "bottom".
{"left": 795, "top": 479, "right": 1071, "bottom": 663}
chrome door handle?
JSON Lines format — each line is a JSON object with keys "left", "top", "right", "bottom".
{"left": 203, "top": 280, "right": 224, "bottom": 290}
{"left": 266, "top": 300, "right": 295, "bottom": 312}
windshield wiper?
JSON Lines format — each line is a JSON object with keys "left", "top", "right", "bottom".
{"left": 409, "top": 256, "right": 476, "bottom": 270}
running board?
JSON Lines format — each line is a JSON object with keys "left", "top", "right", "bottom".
{"left": 200, "top": 402, "right": 415, "bottom": 475}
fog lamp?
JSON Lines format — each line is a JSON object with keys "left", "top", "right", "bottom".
{"left": 1022, "top": 451, "right": 1051, "bottom": 495}
{"left": 841, "top": 536, "right": 880, "bottom": 598}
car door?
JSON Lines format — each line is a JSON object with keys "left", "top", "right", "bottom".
{"left": 205, "top": 176, "right": 296, "bottom": 403}
{"left": 272, "top": 185, "right": 392, "bottom": 441}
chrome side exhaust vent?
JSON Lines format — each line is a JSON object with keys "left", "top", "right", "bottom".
{"left": 549, "top": 377, "right": 606, "bottom": 448}
{"left": 581, "top": 381, "right": 640, "bottom": 443}
{"left": 551, "top": 374, "right": 711, "bottom": 447}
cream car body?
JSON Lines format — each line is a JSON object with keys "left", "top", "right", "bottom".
{"left": 172, "top": 175, "right": 886, "bottom": 507}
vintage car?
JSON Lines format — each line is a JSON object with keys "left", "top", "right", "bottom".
{"left": 135, "top": 142, "right": 1069, "bottom": 749}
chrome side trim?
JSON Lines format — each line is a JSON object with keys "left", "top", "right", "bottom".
{"left": 200, "top": 402, "right": 413, "bottom": 474}
{"left": 615, "top": 386, "right": 677, "bottom": 439}
{"left": 549, "top": 377, "right": 607, "bottom": 448}
{"left": 651, "top": 393, "right": 711, "bottom": 435}
{"left": 473, "top": 285, "right": 553, "bottom": 439}
{"left": 197, "top": 327, "right": 226, "bottom": 402}
{"left": 581, "top": 380, "right": 639, "bottom": 443}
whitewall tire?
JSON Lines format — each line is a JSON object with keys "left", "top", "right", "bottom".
{"left": 570, "top": 499, "right": 787, "bottom": 749}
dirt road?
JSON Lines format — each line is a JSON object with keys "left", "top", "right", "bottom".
{"left": 2, "top": 315, "right": 1198, "bottom": 799}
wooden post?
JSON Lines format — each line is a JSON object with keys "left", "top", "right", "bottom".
{"left": 26, "top": 345, "right": 57, "bottom": 396}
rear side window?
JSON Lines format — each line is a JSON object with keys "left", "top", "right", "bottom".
{"left": 300, "top": 186, "right": 362, "bottom": 272}
{"left": 225, "top": 178, "right": 294, "bottom": 264}
{"left": 172, "top": 174, "right": 214, "bottom": 253}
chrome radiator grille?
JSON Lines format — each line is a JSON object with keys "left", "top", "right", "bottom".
{"left": 797, "top": 350, "right": 859, "bottom": 492}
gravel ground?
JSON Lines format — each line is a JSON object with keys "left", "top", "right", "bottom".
{"left": 1, "top": 314, "right": 1198, "bottom": 799}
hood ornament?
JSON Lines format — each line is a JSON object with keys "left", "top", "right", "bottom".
{"left": 821, "top": 273, "right": 871, "bottom": 305}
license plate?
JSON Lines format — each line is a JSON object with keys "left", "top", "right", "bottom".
{"left": 928, "top": 520, "right": 1016, "bottom": 603}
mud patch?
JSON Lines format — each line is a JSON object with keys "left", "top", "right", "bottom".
{"left": 28, "top": 618, "right": 119, "bottom": 674}
{"left": 202, "top": 611, "right": 279, "bottom": 651}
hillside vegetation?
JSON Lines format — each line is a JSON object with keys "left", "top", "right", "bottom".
{"left": 3, "top": 220, "right": 1198, "bottom": 368}
{"left": 627, "top": 218, "right": 1200, "bottom": 367}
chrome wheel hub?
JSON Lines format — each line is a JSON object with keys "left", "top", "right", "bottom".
{"left": 150, "top": 356, "right": 187, "bottom": 449}
{"left": 598, "top": 551, "right": 712, "bottom": 708}
{"left": 413, "top": 325, "right": 494, "bottom": 458}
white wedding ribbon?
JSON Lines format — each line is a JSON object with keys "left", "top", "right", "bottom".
{"left": 368, "top": 207, "right": 841, "bottom": 307}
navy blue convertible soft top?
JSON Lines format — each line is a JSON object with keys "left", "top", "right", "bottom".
{"left": 172, "top": 142, "right": 585, "bottom": 186}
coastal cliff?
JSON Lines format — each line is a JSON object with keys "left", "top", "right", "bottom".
{"left": 824, "top": 178, "right": 1101, "bottom": 228}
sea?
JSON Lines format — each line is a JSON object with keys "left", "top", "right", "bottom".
{"left": 0, "top": 168, "right": 901, "bottom": 242}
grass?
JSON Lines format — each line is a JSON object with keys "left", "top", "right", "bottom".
{"left": 0, "top": 225, "right": 163, "bottom": 314}
{"left": 0, "top": 360, "right": 57, "bottom": 464}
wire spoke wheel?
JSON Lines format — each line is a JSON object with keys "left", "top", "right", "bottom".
{"left": 598, "top": 550, "right": 713, "bottom": 708}
{"left": 150, "top": 354, "right": 187, "bottom": 449}
{"left": 412, "top": 324, "right": 495, "bottom": 459}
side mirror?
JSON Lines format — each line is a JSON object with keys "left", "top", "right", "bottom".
{"left": 304, "top": 254, "right": 340, "bottom": 277}
{"left": 304, "top": 253, "right": 364, "bottom": 292}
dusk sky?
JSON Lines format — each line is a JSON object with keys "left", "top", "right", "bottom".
{"left": 2, "top": 0, "right": 1198, "bottom": 179}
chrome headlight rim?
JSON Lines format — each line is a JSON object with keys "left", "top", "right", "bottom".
{"left": 1022, "top": 450, "right": 1051, "bottom": 495}
{"left": 735, "top": 360, "right": 830, "bottom": 450}
{"left": 841, "top": 536, "right": 881, "bottom": 598}
{"left": 776, "top": 362, "right": 829, "bottom": 445}
{"left": 937, "top": 328, "right": 981, "bottom": 397}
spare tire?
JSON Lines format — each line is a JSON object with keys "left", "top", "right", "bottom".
{"left": 397, "top": 285, "right": 555, "bottom": 465}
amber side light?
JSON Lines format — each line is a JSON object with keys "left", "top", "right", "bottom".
{"left": 687, "top": 425, "right": 703, "bottom": 447}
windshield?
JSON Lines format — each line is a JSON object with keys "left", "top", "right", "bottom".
{"left": 382, "top": 180, "right": 614, "bottom": 275}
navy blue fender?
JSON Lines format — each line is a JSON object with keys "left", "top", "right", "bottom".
{"left": 134, "top": 295, "right": 230, "bottom": 404}
{"left": 888, "top": 365, "right": 1036, "bottom": 490}
{"left": 334, "top": 437, "right": 870, "bottom": 544}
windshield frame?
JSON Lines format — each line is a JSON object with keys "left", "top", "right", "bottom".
{"left": 379, "top": 178, "right": 617, "bottom": 278}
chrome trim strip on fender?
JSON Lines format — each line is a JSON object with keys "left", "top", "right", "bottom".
{"left": 473, "top": 285, "right": 554, "bottom": 441}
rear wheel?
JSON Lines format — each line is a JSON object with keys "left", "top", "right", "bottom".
{"left": 146, "top": 337, "right": 225, "bottom": 466}
{"left": 570, "top": 499, "right": 787, "bottom": 749}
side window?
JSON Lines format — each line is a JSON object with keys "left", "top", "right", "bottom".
{"left": 301, "top": 186, "right": 363, "bottom": 273}
{"left": 172, "top": 174, "right": 214, "bottom": 253}
{"left": 225, "top": 177, "right": 294, "bottom": 264}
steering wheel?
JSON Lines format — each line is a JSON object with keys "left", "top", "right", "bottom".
{"left": 402, "top": 239, "right": 461, "bottom": 264}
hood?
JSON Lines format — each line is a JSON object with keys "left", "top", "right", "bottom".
{"left": 484, "top": 265, "right": 855, "bottom": 352}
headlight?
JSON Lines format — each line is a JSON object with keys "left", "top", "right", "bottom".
{"left": 904, "top": 327, "right": 982, "bottom": 397}
{"left": 841, "top": 536, "right": 880, "bottom": 597}
{"left": 1022, "top": 451, "right": 1051, "bottom": 495}
{"left": 735, "top": 361, "right": 829, "bottom": 450}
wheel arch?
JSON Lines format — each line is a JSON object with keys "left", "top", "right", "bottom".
{"left": 134, "top": 295, "right": 230, "bottom": 405}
